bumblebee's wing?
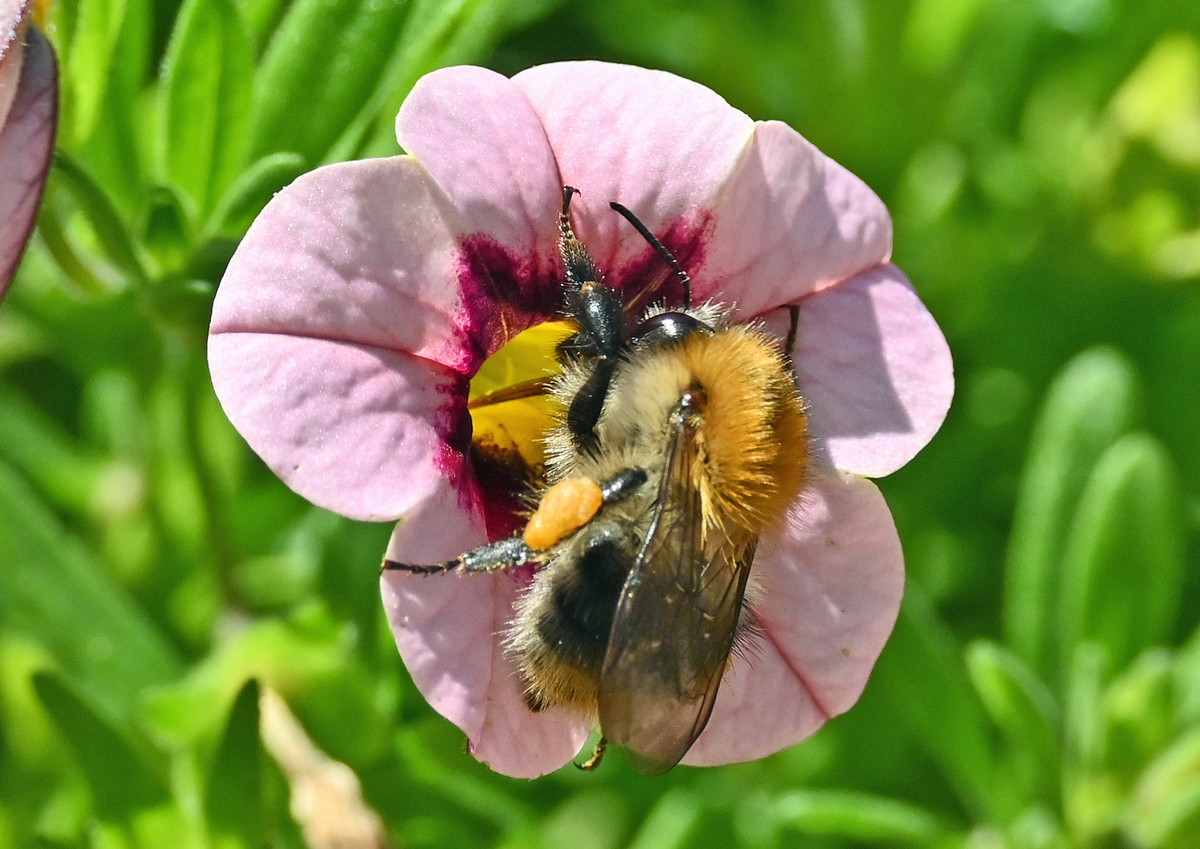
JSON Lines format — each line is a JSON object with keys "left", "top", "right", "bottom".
{"left": 597, "top": 393, "right": 756, "bottom": 775}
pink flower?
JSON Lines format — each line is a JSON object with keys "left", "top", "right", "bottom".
{"left": 208, "top": 62, "right": 953, "bottom": 778}
{"left": 0, "top": 0, "right": 57, "bottom": 296}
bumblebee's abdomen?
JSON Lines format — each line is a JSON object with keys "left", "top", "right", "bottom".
{"left": 509, "top": 525, "right": 637, "bottom": 711}
{"left": 539, "top": 536, "right": 628, "bottom": 663}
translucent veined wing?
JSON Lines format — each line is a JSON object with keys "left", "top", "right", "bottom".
{"left": 597, "top": 390, "right": 757, "bottom": 775}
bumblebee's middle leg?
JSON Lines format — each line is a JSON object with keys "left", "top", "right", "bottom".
{"left": 382, "top": 535, "right": 534, "bottom": 575}
{"left": 382, "top": 468, "right": 647, "bottom": 576}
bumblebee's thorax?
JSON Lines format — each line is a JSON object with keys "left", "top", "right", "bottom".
{"left": 550, "top": 309, "right": 806, "bottom": 531}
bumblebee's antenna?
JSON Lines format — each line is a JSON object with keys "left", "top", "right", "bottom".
{"left": 609, "top": 202, "right": 692, "bottom": 309}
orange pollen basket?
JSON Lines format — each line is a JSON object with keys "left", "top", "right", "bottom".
{"left": 523, "top": 477, "right": 605, "bottom": 550}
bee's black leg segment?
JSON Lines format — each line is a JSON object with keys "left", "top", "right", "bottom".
{"left": 558, "top": 184, "right": 626, "bottom": 430}
{"left": 566, "top": 355, "right": 617, "bottom": 443}
{"left": 784, "top": 304, "right": 800, "bottom": 368}
{"left": 382, "top": 535, "right": 534, "bottom": 576}
{"left": 381, "top": 558, "right": 459, "bottom": 576}
{"left": 558, "top": 186, "right": 612, "bottom": 318}
{"left": 562, "top": 185, "right": 579, "bottom": 215}
{"left": 576, "top": 736, "right": 608, "bottom": 771}
{"left": 600, "top": 467, "right": 648, "bottom": 504}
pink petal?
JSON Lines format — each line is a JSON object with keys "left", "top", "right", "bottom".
{"left": 512, "top": 62, "right": 753, "bottom": 289}
{"left": 208, "top": 332, "right": 470, "bottom": 522}
{"left": 699, "top": 120, "right": 893, "bottom": 317}
{"left": 381, "top": 493, "right": 590, "bottom": 778}
{"left": 209, "top": 157, "right": 520, "bottom": 378}
{"left": 0, "top": 22, "right": 56, "bottom": 294}
{"left": 683, "top": 466, "right": 903, "bottom": 766}
{"left": 761, "top": 264, "right": 954, "bottom": 478}
{"left": 396, "top": 66, "right": 562, "bottom": 290}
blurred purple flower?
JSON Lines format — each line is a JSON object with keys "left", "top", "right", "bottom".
{"left": 0, "top": 0, "right": 57, "bottom": 296}
{"left": 209, "top": 62, "right": 954, "bottom": 777}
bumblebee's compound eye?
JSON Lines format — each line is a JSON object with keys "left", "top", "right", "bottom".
{"left": 523, "top": 477, "right": 605, "bottom": 550}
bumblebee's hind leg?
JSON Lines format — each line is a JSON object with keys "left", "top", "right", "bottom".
{"left": 576, "top": 736, "right": 608, "bottom": 771}
{"left": 784, "top": 304, "right": 800, "bottom": 368}
{"left": 382, "top": 535, "right": 535, "bottom": 575}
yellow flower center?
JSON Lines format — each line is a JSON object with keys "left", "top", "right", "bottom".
{"left": 468, "top": 321, "right": 572, "bottom": 472}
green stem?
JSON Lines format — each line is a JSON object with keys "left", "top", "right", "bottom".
{"left": 170, "top": 334, "right": 243, "bottom": 612}
{"left": 35, "top": 204, "right": 110, "bottom": 297}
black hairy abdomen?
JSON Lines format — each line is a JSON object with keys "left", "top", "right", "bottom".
{"left": 537, "top": 535, "right": 632, "bottom": 674}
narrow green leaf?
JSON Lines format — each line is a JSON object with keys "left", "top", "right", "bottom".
{"left": 392, "top": 722, "right": 539, "bottom": 832}
{"left": 0, "top": 385, "right": 107, "bottom": 514}
{"left": 1003, "top": 347, "right": 1141, "bottom": 682}
{"left": 1127, "top": 726, "right": 1200, "bottom": 849}
{"left": 160, "top": 0, "right": 255, "bottom": 216}
{"left": 351, "top": 0, "right": 516, "bottom": 160}
{"left": 51, "top": 152, "right": 148, "bottom": 282}
{"left": 1063, "top": 643, "right": 1108, "bottom": 774}
{"left": 1175, "top": 623, "right": 1200, "bottom": 726}
{"left": 237, "top": 0, "right": 292, "bottom": 52}
{"left": 1062, "top": 643, "right": 1114, "bottom": 838}
{"left": 389, "top": 0, "right": 508, "bottom": 94}
{"left": 502, "top": 0, "right": 561, "bottom": 31}
{"left": 627, "top": 789, "right": 701, "bottom": 849}
{"left": 289, "top": 665, "right": 390, "bottom": 767}
{"left": 142, "top": 185, "right": 195, "bottom": 273}
{"left": 205, "top": 680, "right": 264, "bottom": 841}
{"left": 248, "top": 0, "right": 413, "bottom": 165}
{"left": 1104, "top": 649, "right": 1175, "bottom": 778}
{"left": 206, "top": 151, "right": 306, "bottom": 237}
{"left": 873, "top": 590, "right": 1001, "bottom": 822}
{"left": 35, "top": 202, "right": 111, "bottom": 295}
{"left": 33, "top": 672, "right": 169, "bottom": 820}
{"left": 541, "top": 791, "right": 629, "bottom": 849}
{"left": 965, "top": 640, "right": 1061, "bottom": 807}
{"left": 1058, "top": 433, "right": 1183, "bottom": 673}
{"left": 66, "top": 0, "right": 129, "bottom": 143}
{"left": 141, "top": 276, "right": 218, "bottom": 334}
{"left": 141, "top": 618, "right": 345, "bottom": 748}
{"left": 186, "top": 236, "right": 240, "bottom": 286}
{"left": 80, "top": 0, "right": 152, "bottom": 212}
{"left": 0, "top": 462, "right": 182, "bottom": 729}
{"left": 775, "top": 790, "right": 949, "bottom": 843}
{"left": 902, "top": 0, "right": 991, "bottom": 76}
{"left": 81, "top": 371, "right": 146, "bottom": 460}
{"left": 50, "top": 0, "right": 83, "bottom": 67}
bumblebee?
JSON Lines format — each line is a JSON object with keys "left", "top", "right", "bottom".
{"left": 385, "top": 187, "right": 809, "bottom": 775}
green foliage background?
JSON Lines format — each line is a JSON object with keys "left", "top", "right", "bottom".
{"left": 2, "top": 0, "right": 1199, "bottom": 846}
